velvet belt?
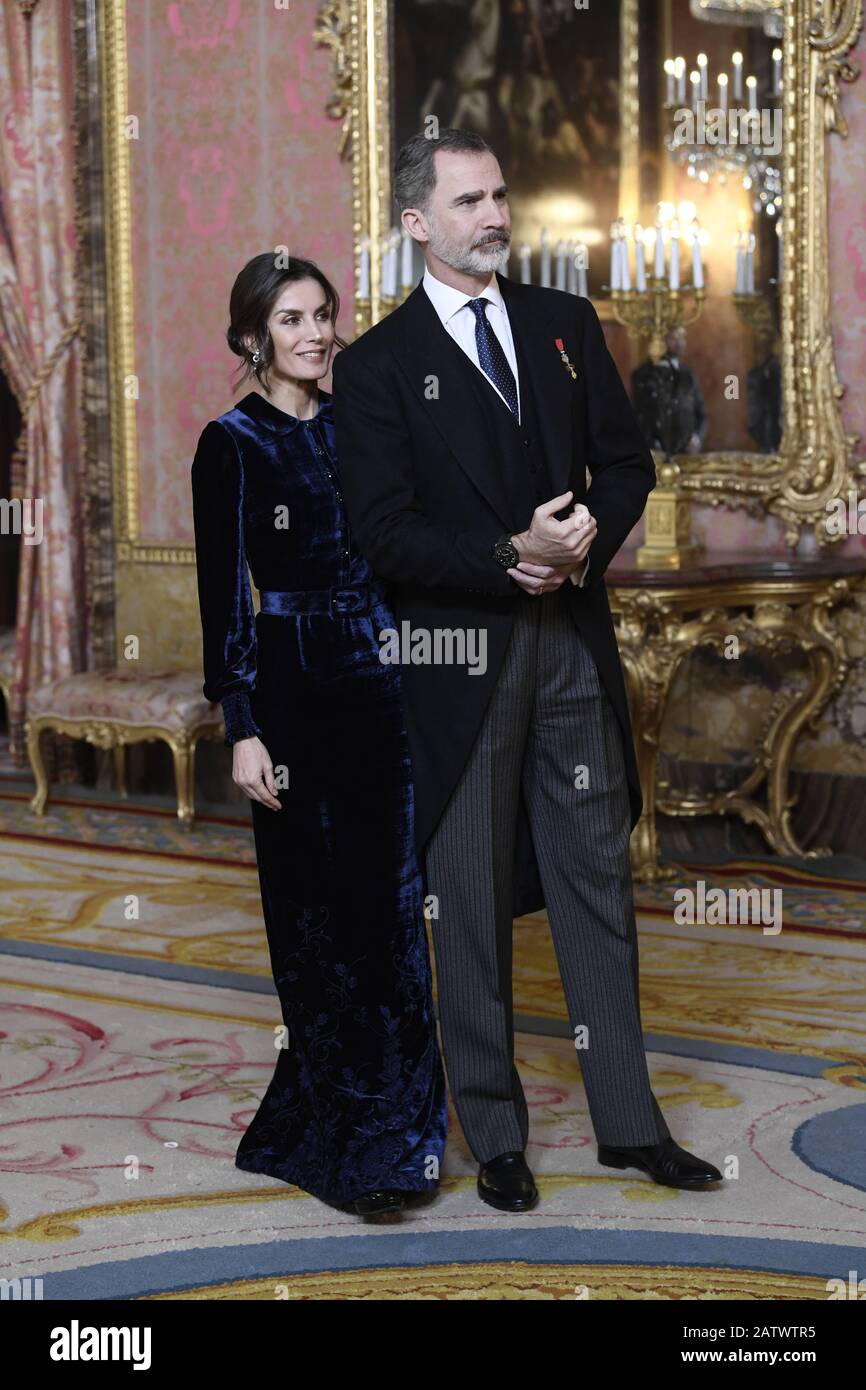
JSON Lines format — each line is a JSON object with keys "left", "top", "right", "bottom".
{"left": 258, "top": 582, "right": 387, "bottom": 618}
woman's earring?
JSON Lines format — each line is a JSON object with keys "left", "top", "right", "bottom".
{"left": 252, "top": 350, "right": 261, "bottom": 364}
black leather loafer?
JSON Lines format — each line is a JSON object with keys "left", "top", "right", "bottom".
{"left": 477, "top": 1151, "right": 539, "bottom": 1211}
{"left": 597, "top": 1137, "right": 723, "bottom": 1188}
{"left": 351, "top": 1189, "right": 406, "bottom": 1215}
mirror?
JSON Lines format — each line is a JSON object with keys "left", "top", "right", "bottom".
{"left": 633, "top": 0, "right": 784, "bottom": 460}
{"left": 392, "top": 0, "right": 784, "bottom": 459}
{"left": 328, "top": 0, "right": 860, "bottom": 544}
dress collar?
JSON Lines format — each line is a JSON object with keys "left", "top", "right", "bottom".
{"left": 236, "top": 388, "right": 333, "bottom": 434}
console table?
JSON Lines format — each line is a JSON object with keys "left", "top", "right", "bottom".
{"left": 607, "top": 551, "right": 866, "bottom": 882}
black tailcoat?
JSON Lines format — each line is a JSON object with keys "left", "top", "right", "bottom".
{"left": 331, "top": 273, "right": 655, "bottom": 916}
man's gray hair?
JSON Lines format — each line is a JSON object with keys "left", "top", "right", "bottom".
{"left": 393, "top": 128, "right": 494, "bottom": 214}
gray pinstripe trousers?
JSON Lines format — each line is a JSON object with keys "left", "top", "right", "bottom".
{"left": 424, "top": 589, "right": 671, "bottom": 1163}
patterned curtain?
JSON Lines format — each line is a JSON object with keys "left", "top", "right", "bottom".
{"left": 0, "top": 0, "right": 85, "bottom": 765}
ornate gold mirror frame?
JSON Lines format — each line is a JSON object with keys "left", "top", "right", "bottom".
{"left": 317, "top": 0, "right": 864, "bottom": 546}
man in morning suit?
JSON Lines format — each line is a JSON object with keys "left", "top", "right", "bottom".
{"left": 331, "top": 128, "right": 722, "bottom": 1210}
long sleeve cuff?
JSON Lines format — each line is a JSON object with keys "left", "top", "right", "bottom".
{"left": 220, "top": 688, "right": 263, "bottom": 747}
{"left": 569, "top": 556, "right": 590, "bottom": 587}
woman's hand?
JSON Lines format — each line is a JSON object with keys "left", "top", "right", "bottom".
{"left": 232, "top": 736, "right": 282, "bottom": 810}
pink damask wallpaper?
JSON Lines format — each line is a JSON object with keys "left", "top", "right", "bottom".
{"left": 125, "top": 0, "right": 352, "bottom": 547}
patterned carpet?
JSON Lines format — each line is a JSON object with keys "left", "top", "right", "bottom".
{"left": 1, "top": 780, "right": 864, "bottom": 1299}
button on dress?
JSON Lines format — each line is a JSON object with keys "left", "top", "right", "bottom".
{"left": 190, "top": 387, "right": 447, "bottom": 1206}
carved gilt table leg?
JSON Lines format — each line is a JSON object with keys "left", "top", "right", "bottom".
{"left": 615, "top": 592, "right": 684, "bottom": 883}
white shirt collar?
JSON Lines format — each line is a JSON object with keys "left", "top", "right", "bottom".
{"left": 422, "top": 266, "right": 503, "bottom": 326}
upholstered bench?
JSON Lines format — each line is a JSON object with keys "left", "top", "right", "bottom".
{"left": 25, "top": 668, "right": 225, "bottom": 827}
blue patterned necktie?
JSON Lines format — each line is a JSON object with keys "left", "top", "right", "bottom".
{"left": 466, "top": 297, "right": 519, "bottom": 419}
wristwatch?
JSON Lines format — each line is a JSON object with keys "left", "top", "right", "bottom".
{"left": 493, "top": 533, "right": 519, "bottom": 569}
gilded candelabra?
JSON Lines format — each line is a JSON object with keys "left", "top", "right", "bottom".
{"left": 609, "top": 276, "right": 706, "bottom": 364}
{"left": 607, "top": 276, "right": 706, "bottom": 568}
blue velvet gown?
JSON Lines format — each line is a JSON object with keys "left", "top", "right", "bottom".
{"left": 190, "top": 387, "right": 447, "bottom": 1207}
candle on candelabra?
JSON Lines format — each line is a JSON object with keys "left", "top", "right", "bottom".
{"left": 697, "top": 52, "right": 708, "bottom": 101}
{"left": 675, "top": 56, "right": 686, "bottom": 105}
{"left": 735, "top": 232, "right": 746, "bottom": 294}
{"left": 380, "top": 235, "right": 389, "bottom": 297}
{"left": 358, "top": 237, "right": 370, "bottom": 299}
{"left": 618, "top": 229, "right": 631, "bottom": 291}
{"left": 555, "top": 240, "right": 567, "bottom": 291}
{"left": 400, "top": 228, "right": 414, "bottom": 289}
{"left": 669, "top": 223, "right": 680, "bottom": 290}
{"left": 690, "top": 221, "right": 704, "bottom": 289}
{"left": 664, "top": 59, "right": 675, "bottom": 105}
{"left": 653, "top": 221, "right": 666, "bottom": 280}
{"left": 772, "top": 48, "right": 782, "bottom": 96}
{"left": 746, "top": 75, "right": 757, "bottom": 114}
{"left": 609, "top": 226, "right": 620, "bottom": 290}
{"left": 746, "top": 232, "right": 755, "bottom": 293}
{"left": 393, "top": 230, "right": 402, "bottom": 291}
{"left": 382, "top": 231, "right": 397, "bottom": 297}
{"left": 566, "top": 239, "right": 577, "bottom": 293}
{"left": 732, "top": 50, "right": 743, "bottom": 100}
{"left": 643, "top": 228, "right": 656, "bottom": 292}
{"left": 518, "top": 242, "right": 532, "bottom": 285}
{"left": 776, "top": 217, "right": 784, "bottom": 282}
{"left": 576, "top": 243, "right": 588, "bottom": 298}
{"left": 540, "top": 227, "right": 551, "bottom": 288}
{"left": 690, "top": 69, "right": 700, "bottom": 113}
{"left": 634, "top": 225, "right": 646, "bottom": 291}
{"left": 718, "top": 72, "right": 728, "bottom": 114}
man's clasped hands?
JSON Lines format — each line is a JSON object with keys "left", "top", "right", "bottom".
{"left": 507, "top": 491, "right": 597, "bottom": 595}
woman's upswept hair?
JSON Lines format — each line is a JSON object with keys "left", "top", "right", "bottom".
{"left": 227, "top": 252, "right": 348, "bottom": 393}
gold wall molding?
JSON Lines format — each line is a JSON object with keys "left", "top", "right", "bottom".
{"left": 327, "top": 0, "right": 865, "bottom": 545}
{"left": 315, "top": 0, "right": 391, "bottom": 332}
{"left": 99, "top": 0, "right": 196, "bottom": 569}
{"left": 619, "top": 0, "right": 641, "bottom": 228}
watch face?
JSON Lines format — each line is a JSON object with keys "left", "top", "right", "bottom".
{"left": 495, "top": 538, "right": 518, "bottom": 567}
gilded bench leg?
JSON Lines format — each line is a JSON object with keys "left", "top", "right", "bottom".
{"left": 26, "top": 719, "right": 49, "bottom": 816}
{"left": 169, "top": 735, "right": 194, "bottom": 829}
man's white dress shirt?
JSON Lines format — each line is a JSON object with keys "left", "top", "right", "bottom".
{"left": 422, "top": 267, "right": 589, "bottom": 588}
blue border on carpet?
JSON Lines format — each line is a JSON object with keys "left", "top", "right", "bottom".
{"left": 35, "top": 1228, "right": 864, "bottom": 1299}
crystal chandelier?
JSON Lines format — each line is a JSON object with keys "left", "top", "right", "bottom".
{"left": 663, "top": 49, "right": 784, "bottom": 219}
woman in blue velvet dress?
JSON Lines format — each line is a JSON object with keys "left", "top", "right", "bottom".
{"left": 190, "top": 254, "right": 447, "bottom": 1215}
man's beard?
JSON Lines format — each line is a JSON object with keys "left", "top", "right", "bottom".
{"left": 426, "top": 215, "right": 511, "bottom": 276}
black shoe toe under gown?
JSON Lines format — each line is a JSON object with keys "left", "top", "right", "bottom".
{"left": 191, "top": 387, "right": 447, "bottom": 1208}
